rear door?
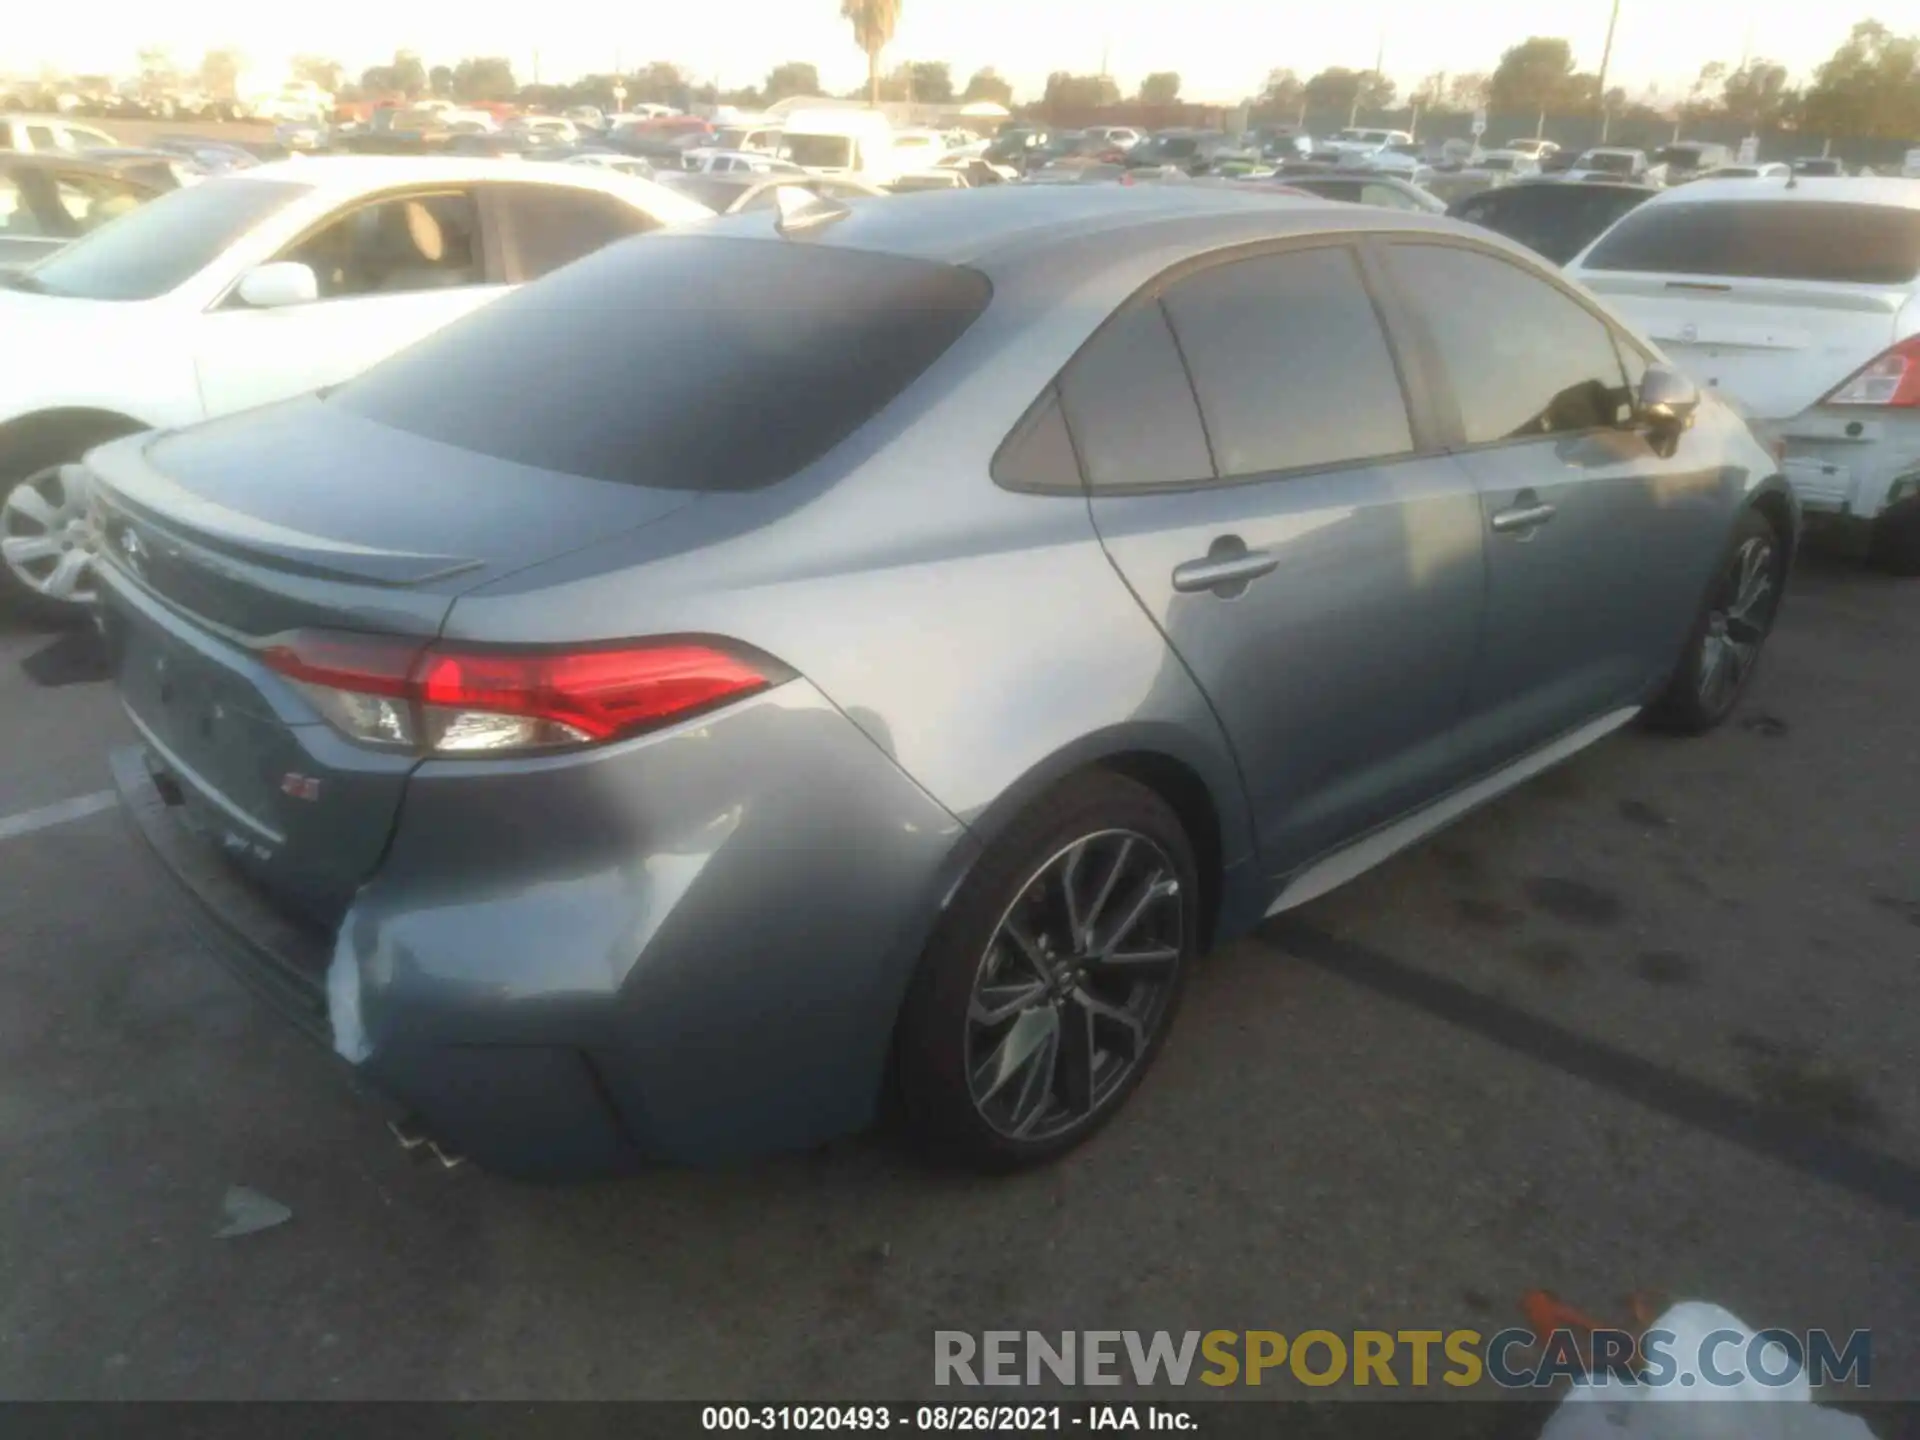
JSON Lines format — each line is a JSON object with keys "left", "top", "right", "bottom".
{"left": 193, "top": 186, "right": 507, "bottom": 417}
{"left": 1074, "top": 240, "right": 1489, "bottom": 877}
{"left": 1569, "top": 198, "right": 1920, "bottom": 419}
{"left": 1380, "top": 237, "right": 1726, "bottom": 766}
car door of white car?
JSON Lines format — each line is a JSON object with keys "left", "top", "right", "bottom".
{"left": 193, "top": 187, "right": 508, "bottom": 417}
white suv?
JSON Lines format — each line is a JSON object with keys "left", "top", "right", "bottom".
{"left": 0, "top": 156, "right": 710, "bottom": 621}
{"left": 1567, "top": 177, "right": 1920, "bottom": 571}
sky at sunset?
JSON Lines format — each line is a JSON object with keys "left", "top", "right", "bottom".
{"left": 8, "top": 0, "right": 1891, "bottom": 103}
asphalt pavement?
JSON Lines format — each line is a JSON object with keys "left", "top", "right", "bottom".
{"left": 1, "top": 548, "right": 1916, "bottom": 1408}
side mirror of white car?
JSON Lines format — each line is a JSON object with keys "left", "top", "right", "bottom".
{"left": 237, "top": 261, "right": 319, "bottom": 309}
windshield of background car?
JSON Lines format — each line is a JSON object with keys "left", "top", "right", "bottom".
{"left": 1653, "top": 146, "right": 1709, "bottom": 167}
{"left": 333, "top": 236, "right": 993, "bottom": 491}
{"left": 783, "top": 133, "right": 854, "bottom": 168}
{"left": 1582, "top": 200, "right": 1920, "bottom": 284}
{"left": 1159, "top": 138, "right": 1199, "bottom": 158}
{"left": 1584, "top": 153, "right": 1634, "bottom": 174}
{"left": 14, "top": 176, "right": 309, "bottom": 300}
{"left": 1482, "top": 156, "right": 1515, "bottom": 171}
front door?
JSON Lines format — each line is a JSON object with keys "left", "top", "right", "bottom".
{"left": 194, "top": 187, "right": 507, "bottom": 418}
{"left": 1072, "top": 241, "right": 1489, "bottom": 878}
{"left": 1378, "top": 239, "right": 1724, "bottom": 769}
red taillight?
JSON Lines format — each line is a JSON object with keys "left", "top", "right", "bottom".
{"left": 258, "top": 631, "right": 421, "bottom": 696}
{"left": 1822, "top": 334, "right": 1920, "bottom": 408}
{"left": 260, "top": 632, "right": 777, "bottom": 756}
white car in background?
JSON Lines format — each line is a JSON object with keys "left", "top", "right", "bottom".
{"left": 680, "top": 148, "right": 802, "bottom": 175}
{"left": 1319, "top": 127, "right": 1412, "bottom": 164}
{"left": 0, "top": 156, "right": 710, "bottom": 621}
{"left": 1566, "top": 177, "right": 1920, "bottom": 571}
{"left": 1503, "top": 137, "right": 1561, "bottom": 162}
{"left": 1561, "top": 147, "right": 1652, "bottom": 183}
{"left": 0, "top": 114, "right": 119, "bottom": 155}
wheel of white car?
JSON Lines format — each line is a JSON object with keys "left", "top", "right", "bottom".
{"left": 1, "top": 463, "right": 100, "bottom": 626}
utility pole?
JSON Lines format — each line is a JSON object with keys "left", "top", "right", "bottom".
{"left": 1595, "top": 0, "right": 1621, "bottom": 141}
{"left": 532, "top": 49, "right": 542, "bottom": 86}
{"left": 1349, "top": 31, "right": 1384, "bottom": 127}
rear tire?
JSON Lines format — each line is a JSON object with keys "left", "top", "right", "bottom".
{"left": 895, "top": 771, "right": 1199, "bottom": 1172}
{"left": 1869, "top": 496, "right": 1920, "bottom": 576}
{"left": 1645, "top": 508, "right": 1785, "bottom": 734}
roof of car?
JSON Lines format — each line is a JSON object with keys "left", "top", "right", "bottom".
{"left": 222, "top": 154, "right": 714, "bottom": 222}
{"left": 1630, "top": 174, "right": 1920, "bottom": 210}
{"left": 698, "top": 179, "right": 1460, "bottom": 269}
{"left": 0, "top": 149, "right": 173, "bottom": 181}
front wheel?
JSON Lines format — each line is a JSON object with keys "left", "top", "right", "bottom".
{"left": 895, "top": 772, "right": 1199, "bottom": 1172}
{"left": 1645, "top": 508, "right": 1785, "bottom": 734}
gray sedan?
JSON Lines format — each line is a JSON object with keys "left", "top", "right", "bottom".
{"left": 94, "top": 185, "right": 1797, "bottom": 1176}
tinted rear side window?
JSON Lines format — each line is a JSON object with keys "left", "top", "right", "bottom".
{"left": 333, "top": 236, "right": 991, "bottom": 491}
{"left": 1057, "top": 300, "right": 1213, "bottom": 490}
{"left": 495, "top": 185, "right": 658, "bottom": 277}
{"left": 1583, "top": 200, "right": 1920, "bottom": 284}
{"left": 1160, "top": 245, "right": 1412, "bottom": 477}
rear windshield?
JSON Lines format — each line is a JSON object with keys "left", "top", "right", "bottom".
{"left": 333, "top": 235, "right": 992, "bottom": 490}
{"left": 1582, "top": 200, "right": 1920, "bottom": 284}
{"left": 1455, "top": 184, "right": 1654, "bottom": 264}
{"left": 784, "top": 133, "right": 853, "bottom": 168}
{"left": 14, "top": 176, "right": 308, "bottom": 300}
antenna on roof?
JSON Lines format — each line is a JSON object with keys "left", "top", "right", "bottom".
{"left": 773, "top": 184, "right": 852, "bottom": 238}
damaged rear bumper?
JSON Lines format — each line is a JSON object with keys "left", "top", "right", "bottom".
{"left": 108, "top": 680, "right": 977, "bottom": 1178}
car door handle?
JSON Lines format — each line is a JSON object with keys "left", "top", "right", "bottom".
{"left": 1490, "top": 502, "right": 1557, "bottom": 534}
{"left": 1171, "top": 549, "right": 1279, "bottom": 593}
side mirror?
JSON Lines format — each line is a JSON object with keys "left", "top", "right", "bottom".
{"left": 236, "top": 261, "right": 318, "bottom": 309}
{"left": 1638, "top": 362, "right": 1700, "bottom": 429}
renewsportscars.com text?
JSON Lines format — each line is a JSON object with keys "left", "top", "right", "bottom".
{"left": 934, "top": 1328, "right": 1871, "bottom": 1390}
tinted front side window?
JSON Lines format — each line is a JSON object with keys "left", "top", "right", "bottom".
{"left": 279, "top": 191, "right": 479, "bottom": 299}
{"left": 334, "top": 236, "right": 991, "bottom": 491}
{"left": 18, "top": 177, "right": 309, "bottom": 300}
{"left": 1161, "top": 246, "right": 1411, "bottom": 477}
{"left": 496, "top": 186, "right": 656, "bottom": 277}
{"left": 1057, "top": 300, "right": 1213, "bottom": 490}
{"left": 1389, "top": 242, "right": 1631, "bottom": 445}
{"left": 1582, "top": 201, "right": 1920, "bottom": 284}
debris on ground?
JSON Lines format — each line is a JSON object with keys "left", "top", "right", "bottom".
{"left": 213, "top": 1186, "right": 292, "bottom": 1239}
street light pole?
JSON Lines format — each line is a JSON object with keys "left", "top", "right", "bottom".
{"left": 1594, "top": 0, "right": 1621, "bottom": 142}
{"left": 1350, "top": 29, "right": 1384, "bottom": 128}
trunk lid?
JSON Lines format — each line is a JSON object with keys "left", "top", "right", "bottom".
{"left": 90, "top": 396, "right": 698, "bottom": 921}
{"left": 1580, "top": 272, "right": 1910, "bottom": 419}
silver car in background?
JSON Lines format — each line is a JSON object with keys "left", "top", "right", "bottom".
{"left": 96, "top": 185, "right": 1797, "bottom": 1176}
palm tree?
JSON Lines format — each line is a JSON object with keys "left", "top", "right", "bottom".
{"left": 841, "top": 0, "right": 898, "bottom": 107}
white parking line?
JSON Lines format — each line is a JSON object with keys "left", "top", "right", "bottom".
{"left": 0, "top": 791, "right": 117, "bottom": 843}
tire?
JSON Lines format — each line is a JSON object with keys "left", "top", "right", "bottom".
{"left": 895, "top": 770, "right": 1199, "bottom": 1172}
{"left": 1645, "top": 508, "right": 1785, "bottom": 734}
{"left": 1869, "top": 495, "right": 1920, "bottom": 576}
{"left": 1, "top": 423, "right": 137, "bottom": 628}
